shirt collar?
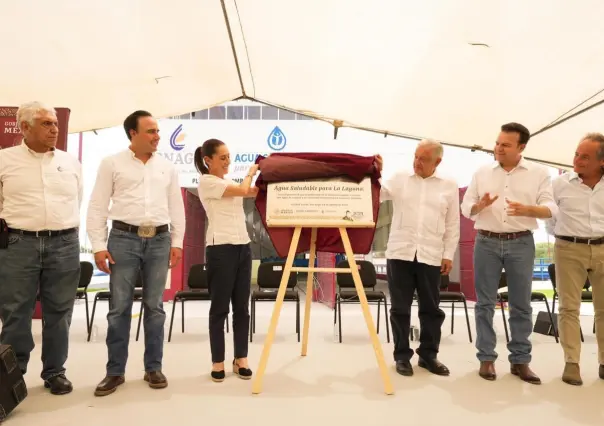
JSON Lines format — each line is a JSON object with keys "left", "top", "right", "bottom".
{"left": 20, "top": 139, "right": 55, "bottom": 155}
{"left": 492, "top": 156, "right": 529, "bottom": 171}
{"left": 568, "top": 171, "right": 604, "bottom": 183}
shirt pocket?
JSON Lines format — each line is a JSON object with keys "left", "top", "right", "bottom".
{"left": 43, "top": 170, "right": 78, "bottom": 202}
{"left": 151, "top": 170, "right": 170, "bottom": 190}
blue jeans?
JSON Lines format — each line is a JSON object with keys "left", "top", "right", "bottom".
{"left": 105, "top": 228, "right": 171, "bottom": 376}
{"left": 474, "top": 232, "right": 535, "bottom": 364}
{"left": 0, "top": 231, "right": 80, "bottom": 380}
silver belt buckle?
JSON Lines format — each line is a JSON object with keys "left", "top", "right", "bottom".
{"left": 137, "top": 222, "right": 156, "bottom": 238}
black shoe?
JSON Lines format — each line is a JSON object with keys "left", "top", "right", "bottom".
{"left": 418, "top": 358, "right": 450, "bottom": 376}
{"left": 233, "top": 359, "right": 253, "bottom": 380}
{"left": 211, "top": 369, "right": 225, "bottom": 382}
{"left": 599, "top": 364, "right": 604, "bottom": 380}
{"left": 44, "top": 374, "right": 73, "bottom": 395}
{"left": 395, "top": 360, "right": 413, "bottom": 376}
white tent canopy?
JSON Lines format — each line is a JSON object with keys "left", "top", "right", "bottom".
{"left": 3, "top": 0, "right": 604, "bottom": 168}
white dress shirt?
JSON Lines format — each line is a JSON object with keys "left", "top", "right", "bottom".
{"left": 86, "top": 149, "right": 186, "bottom": 253}
{"left": 460, "top": 158, "right": 557, "bottom": 232}
{"left": 198, "top": 174, "right": 250, "bottom": 246}
{"left": 381, "top": 170, "right": 460, "bottom": 267}
{"left": 0, "top": 142, "right": 82, "bottom": 231}
{"left": 545, "top": 172, "right": 604, "bottom": 238}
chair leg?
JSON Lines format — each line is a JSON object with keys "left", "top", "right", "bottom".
{"left": 249, "top": 298, "right": 254, "bottom": 343}
{"left": 451, "top": 302, "right": 455, "bottom": 335}
{"left": 593, "top": 317, "right": 596, "bottom": 334}
{"left": 384, "top": 297, "right": 390, "bottom": 343}
{"left": 136, "top": 302, "right": 143, "bottom": 342}
{"left": 580, "top": 326, "right": 585, "bottom": 343}
{"left": 543, "top": 298, "right": 558, "bottom": 343}
{"left": 338, "top": 295, "right": 342, "bottom": 343}
{"left": 500, "top": 298, "right": 510, "bottom": 343}
{"left": 84, "top": 292, "right": 90, "bottom": 336}
{"left": 462, "top": 299, "right": 472, "bottom": 343}
{"left": 552, "top": 293, "right": 557, "bottom": 313}
{"left": 377, "top": 299, "right": 381, "bottom": 334}
{"left": 296, "top": 297, "right": 300, "bottom": 343}
{"left": 181, "top": 300, "right": 185, "bottom": 333}
{"left": 88, "top": 296, "right": 100, "bottom": 342}
{"left": 168, "top": 297, "right": 178, "bottom": 342}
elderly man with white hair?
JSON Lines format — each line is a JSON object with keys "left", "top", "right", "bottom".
{"left": 375, "top": 139, "right": 460, "bottom": 377}
{"left": 0, "top": 101, "right": 82, "bottom": 395}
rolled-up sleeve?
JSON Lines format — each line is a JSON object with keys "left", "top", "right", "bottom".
{"left": 536, "top": 171, "right": 558, "bottom": 218}
{"left": 460, "top": 173, "right": 479, "bottom": 220}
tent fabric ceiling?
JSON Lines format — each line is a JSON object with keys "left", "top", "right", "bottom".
{"left": 2, "top": 0, "right": 604, "bottom": 168}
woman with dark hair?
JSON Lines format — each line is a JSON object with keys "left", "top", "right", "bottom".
{"left": 194, "top": 138, "right": 258, "bottom": 383}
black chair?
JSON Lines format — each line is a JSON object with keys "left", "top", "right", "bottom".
{"left": 548, "top": 263, "right": 594, "bottom": 341}
{"left": 439, "top": 274, "right": 473, "bottom": 342}
{"left": 334, "top": 260, "right": 390, "bottom": 343}
{"left": 38, "top": 261, "right": 94, "bottom": 333}
{"left": 168, "top": 264, "right": 229, "bottom": 342}
{"left": 498, "top": 271, "right": 558, "bottom": 343}
{"left": 250, "top": 261, "right": 299, "bottom": 342}
{"left": 88, "top": 272, "right": 144, "bottom": 342}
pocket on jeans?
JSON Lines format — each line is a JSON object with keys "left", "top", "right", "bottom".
{"left": 61, "top": 232, "right": 79, "bottom": 243}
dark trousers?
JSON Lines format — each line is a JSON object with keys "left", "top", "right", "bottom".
{"left": 387, "top": 257, "right": 444, "bottom": 362}
{"left": 206, "top": 243, "right": 251, "bottom": 363}
{"left": 0, "top": 232, "right": 80, "bottom": 380}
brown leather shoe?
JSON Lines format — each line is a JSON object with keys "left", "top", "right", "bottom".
{"left": 510, "top": 363, "right": 541, "bottom": 385}
{"left": 144, "top": 371, "right": 168, "bottom": 389}
{"left": 479, "top": 361, "right": 496, "bottom": 381}
{"left": 94, "top": 376, "right": 125, "bottom": 397}
{"left": 562, "top": 363, "right": 582, "bottom": 386}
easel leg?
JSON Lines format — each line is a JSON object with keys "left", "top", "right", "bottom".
{"left": 338, "top": 227, "right": 394, "bottom": 395}
{"left": 252, "top": 227, "right": 302, "bottom": 394}
{"left": 301, "top": 227, "right": 318, "bottom": 356}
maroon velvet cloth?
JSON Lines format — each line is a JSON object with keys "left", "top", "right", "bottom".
{"left": 254, "top": 153, "right": 382, "bottom": 258}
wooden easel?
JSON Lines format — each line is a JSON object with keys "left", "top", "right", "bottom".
{"left": 251, "top": 222, "right": 394, "bottom": 395}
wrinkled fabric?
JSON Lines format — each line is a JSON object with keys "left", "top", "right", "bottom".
{"left": 254, "top": 153, "right": 381, "bottom": 257}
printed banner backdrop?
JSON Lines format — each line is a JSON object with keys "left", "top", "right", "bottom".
{"left": 0, "top": 106, "right": 71, "bottom": 150}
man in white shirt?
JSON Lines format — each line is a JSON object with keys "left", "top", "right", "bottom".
{"left": 86, "top": 110, "right": 186, "bottom": 397}
{"left": 546, "top": 132, "right": 604, "bottom": 386}
{"left": 376, "top": 139, "right": 460, "bottom": 377}
{"left": 461, "top": 122, "right": 557, "bottom": 384}
{"left": 0, "top": 101, "right": 82, "bottom": 395}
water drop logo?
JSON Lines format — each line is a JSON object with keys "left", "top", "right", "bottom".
{"left": 267, "top": 126, "right": 286, "bottom": 151}
{"left": 169, "top": 124, "right": 186, "bottom": 151}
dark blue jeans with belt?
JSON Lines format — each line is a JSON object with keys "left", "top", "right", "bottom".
{"left": 0, "top": 231, "right": 80, "bottom": 380}
{"left": 105, "top": 228, "right": 171, "bottom": 376}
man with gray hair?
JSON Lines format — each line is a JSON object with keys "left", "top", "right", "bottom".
{"left": 0, "top": 101, "right": 82, "bottom": 395}
{"left": 375, "top": 139, "right": 460, "bottom": 377}
{"left": 546, "top": 132, "right": 604, "bottom": 386}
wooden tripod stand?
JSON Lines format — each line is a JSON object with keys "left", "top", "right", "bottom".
{"left": 251, "top": 223, "right": 394, "bottom": 395}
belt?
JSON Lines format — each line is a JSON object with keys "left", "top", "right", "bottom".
{"left": 112, "top": 220, "right": 169, "bottom": 234}
{"left": 478, "top": 230, "right": 532, "bottom": 240}
{"left": 556, "top": 235, "right": 604, "bottom": 245}
{"left": 7, "top": 227, "right": 77, "bottom": 237}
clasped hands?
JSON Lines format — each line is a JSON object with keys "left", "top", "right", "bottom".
{"left": 476, "top": 192, "right": 531, "bottom": 217}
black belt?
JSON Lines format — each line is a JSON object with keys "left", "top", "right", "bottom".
{"left": 112, "top": 220, "right": 169, "bottom": 234}
{"left": 7, "top": 227, "right": 77, "bottom": 237}
{"left": 557, "top": 235, "right": 604, "bottom": 245}
{"left": 478, "top": 230, "right": 532, "bottom": 240}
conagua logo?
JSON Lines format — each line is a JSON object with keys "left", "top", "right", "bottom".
{"left": 170, "top": 124, "right": 186, "bottom": 151}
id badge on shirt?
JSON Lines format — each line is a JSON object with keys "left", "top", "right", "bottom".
{"left": 137, "top": 222, "right": 157, "bottom": 238}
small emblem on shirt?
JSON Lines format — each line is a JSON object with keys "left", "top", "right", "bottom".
{"left": 57, "top": 166, "right": 63, "bottom": 172}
